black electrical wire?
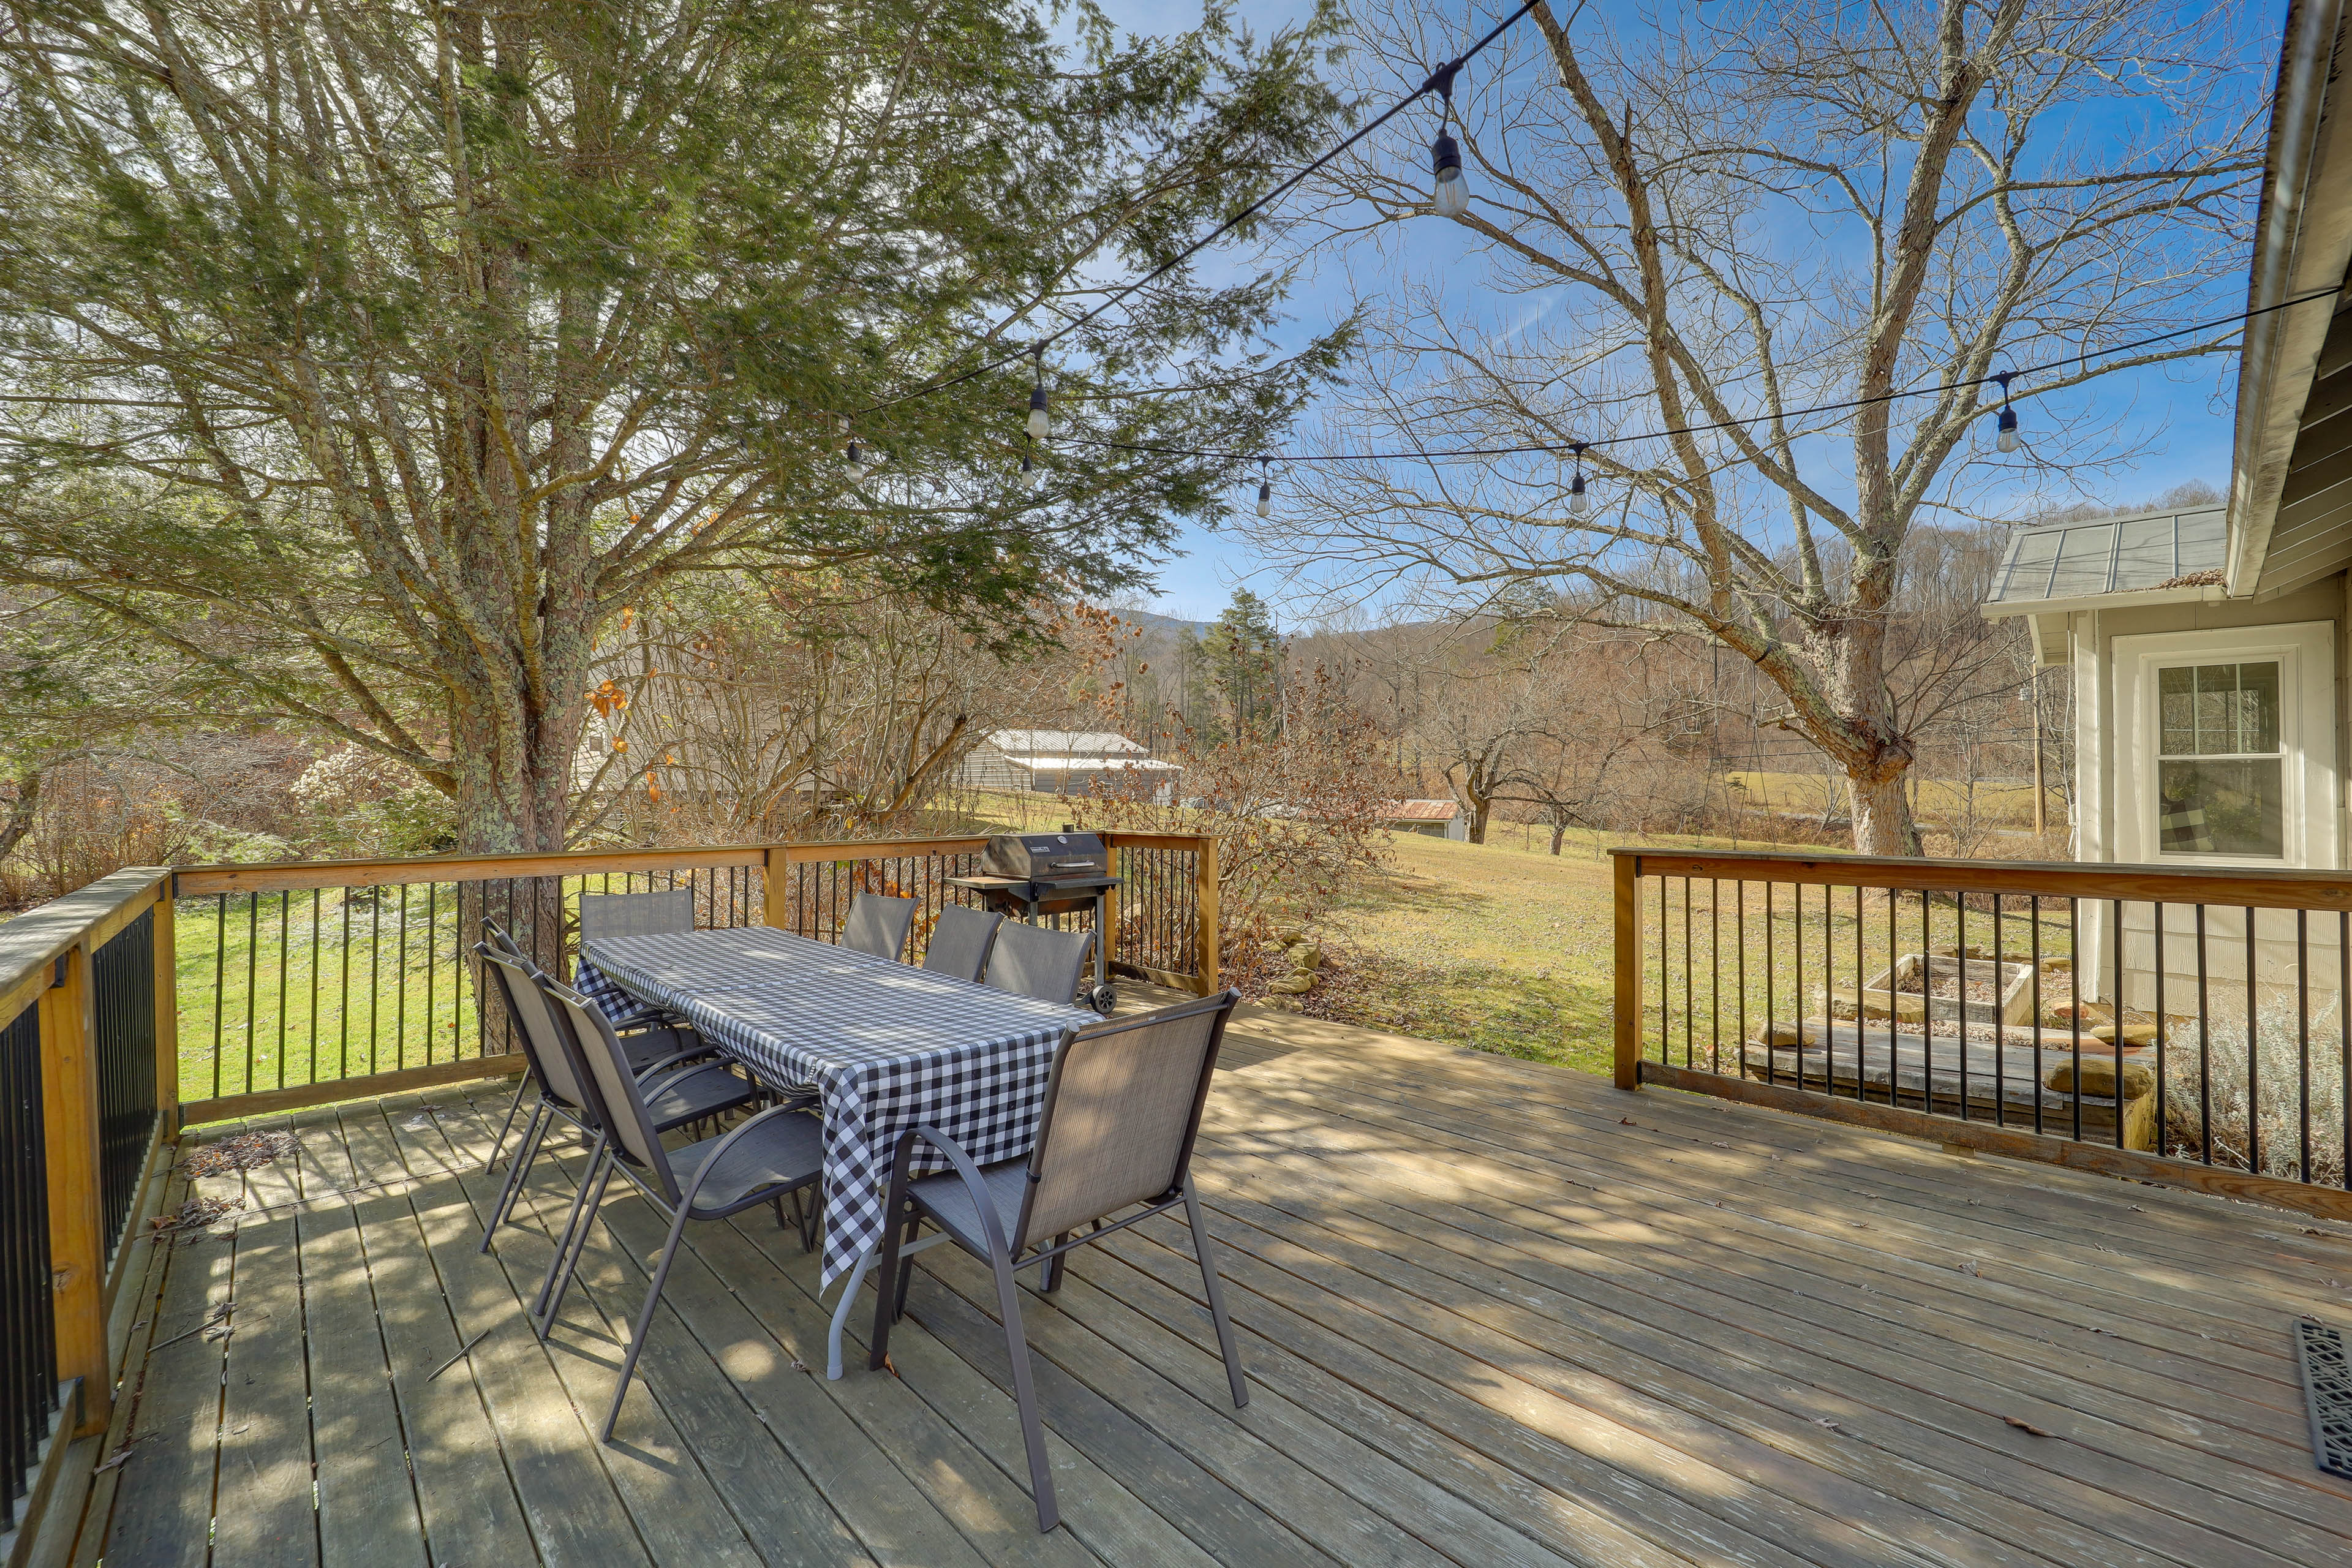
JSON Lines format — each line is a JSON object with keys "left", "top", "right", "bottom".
{"left": 1055, "top": 287, "right": 2345, "bottom": 465}
{"left": 861, "top": 0, "right": 1544, "bottom": 415}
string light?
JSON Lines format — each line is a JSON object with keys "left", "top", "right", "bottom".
{"left": 1256, "top": 458, "right": 1273, "bottom": 517}
{"left": 1430, "top": 63, "right": 1468, "bottom": 219}
{"left": 1021, "top": 444, "right": 1042, "bottom": 491}
{"left": 1028, "top": 347, "right": 1050, "bottom": 439}
{"left": 1566, "top": 443, "right": 1589, "bottom": 515}
{"left": 1048, "top": 290, "right": 2340, "bottom": 468}
{"left": 1994, "top": 373, "right": 2020, "bottom": 453}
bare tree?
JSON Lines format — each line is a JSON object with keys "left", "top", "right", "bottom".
{"left": 1251, "top": 0, "right": 2261, "bottom": 853}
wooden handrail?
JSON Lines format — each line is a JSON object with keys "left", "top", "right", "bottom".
{"left": 1614, "top": 846, "right": 2352, "bottom": 911}
{"left": 175, "top": 843, "right": 770, "bottom": 895}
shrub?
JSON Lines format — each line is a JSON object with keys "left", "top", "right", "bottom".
{"left": 2160, "top": 997, "right": 2346, "bottom": 1186}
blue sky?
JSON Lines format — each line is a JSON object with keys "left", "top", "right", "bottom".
{"left": 1092, "top": 0, "right": 2271, "bottom": 625}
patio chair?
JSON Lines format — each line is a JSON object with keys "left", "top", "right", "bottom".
{"left": 474, "top": 946, "right": 758, "bottom": 1256}
{"left": 535, "top": 979, "right": 825, "bottom": 1442}
{"left": 984, "top": 920, "right": 1095, "bottom": 1005}
{"left": 577, "top": 888, "right": 697, "bottom": 940}
{"left": 919, "top": 905, "right": 1003, "bottom": 982}
{"left": 481, "top": 917, "right": 543, "bottom": 1168}
{"left": 842, "top": 893, "right": 919, "bottom": 961}
{"left": 868, "top": 990, "right": 1247, "bottom": 1532}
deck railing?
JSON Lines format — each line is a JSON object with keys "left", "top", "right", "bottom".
{"left": 0, "top": 867, "right": 176, "bottom": 1551}
{"left": 168, "top": 832, "right": 1218, "bottom": 1127}
{"left": 1614, "top": 846, "right": 2352, "bottom": 1221}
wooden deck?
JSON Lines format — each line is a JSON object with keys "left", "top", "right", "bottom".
{"left": 67, "top": 995, "right": 2352, "bottom": 1567}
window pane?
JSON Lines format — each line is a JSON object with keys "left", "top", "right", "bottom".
{"left": 2159, "top": 665, "right": 2195, "bottom": 754}
{"left": 2158, "top": 758, "right": 2283, "bottom": 856}
{"left": 2158, "top": 660, "right": 2284, "bottom": 757}
{"left": 2192, "top": 664, "right": 2236, "bottom": 752}
{"left": 2237, "top": 661, "right": 2281, "bottom": 752}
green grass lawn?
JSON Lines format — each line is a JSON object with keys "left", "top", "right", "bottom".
{"left": 1308, "top": 827, "right": 2075, "bottom": 1077}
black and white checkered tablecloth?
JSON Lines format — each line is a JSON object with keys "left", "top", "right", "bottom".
{"left": 576, "top": 927, "right": 1093, "bottom": 1285}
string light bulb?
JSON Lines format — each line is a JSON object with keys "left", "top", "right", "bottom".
{"left": 1567, "top": 442, "right": 1589, "bottom": 516}
{"left": 1427, "top": 59, "right": 1468, "bottom": 217}
{"left": 1021, "top": 444, "right": 1042, "bottom": 491}
{"left": 1993, "top": 373, "right": 2020, "bottom": 453}
{"left": 845, "top": 439, "right": 871, "bottom": 481}
{"left": 1027, "top": 346, "right": 1050, "bottom": 440}
{"left": 1256, "top": 458, "right": 1273, "bottom": 518}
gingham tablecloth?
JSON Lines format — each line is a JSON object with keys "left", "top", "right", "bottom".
{"left": 575, "top": 927, "right": 1093, "bottom": 1285}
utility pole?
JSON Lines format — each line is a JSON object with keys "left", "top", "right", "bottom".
{"left": 2029, "top": 668, "right": 2048, "bottom": 836}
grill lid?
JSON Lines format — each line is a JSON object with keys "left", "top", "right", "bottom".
{"left": 981, "top": 832, "right": 1108, "bottom": 882}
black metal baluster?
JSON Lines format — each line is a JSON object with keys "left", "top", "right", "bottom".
{"left": 2068, "top": 897, "right": 2082, "bottom": 1140}
{"left": 1958, "top": 892, "right": 1970, "bottom": 1125}
{"left": 2152, "top": 903, "right": 2165, "bottom": 1156}
{"left": 2111, "top": 899, "right": 2125, "bottom": 1150}
{"left": 1888, "top": 885, "right": 1900, "bottom": 1107}
{"left": 2297, "top": 908, "right": 2311, "bottom": 1184}
{"left": 340, "top": 891, "right": 353, "bottom": 1080}
{"left": 2342, "top": 910, "right": 2350, "bottom": 1191}
{"left": 1763, "top": 882, "right": 1776, "bottom": 1087}
{"left": 1735, "top": 880, "right": 1748, "bottom": 1074}
{"left": 1992, "top": 892, "right": 2005, "bottom": 1128}
{"left": 2247, "top": 906, "right": 2260, "bottom": 1174}
{"left": 2196, "top": 903, "right": 2211, "bottom": 1164}
{"left": 426, "top": 883, "right": 439, "bottom": 1063}
{"left": 1656, "top": 875, "right": 1669, "bottom": 1065}
{"left": 1709, "top": 879, "right": 1722, "bottom": 1075}
{"left": 309, "top": 889, "right": 322, "bottom": 1087}
{"left": 1855, "top": 884, "right": 1867, "bottom": 1102}
{"left": 2029, "top": 896, "right": 2043, "bottom": 1134}
{"left": 276, "top": 890, "right": 289, "bottom": 1091}
{"left": 213, "top": 893, "right": 227, "bottom": 1100}
{"left": 1793, "top": 883, "right": 1805, "bottom": 1090}
{"left": 369, "top": 886, "right": 383, "bottom": 1076}
{"left": 1683, "top": 878, "right": 1695, "bottom": 1069}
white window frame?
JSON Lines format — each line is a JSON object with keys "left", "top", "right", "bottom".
{"left": 2113, "top": 622, "right": 2336, "bottom": 869}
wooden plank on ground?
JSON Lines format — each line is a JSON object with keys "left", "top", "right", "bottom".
{"left": 337, "top": 1110, "right": 540, "bottom": 1568}
{"left": 299, "top": 1187, "right": 431, "bottom": 1568}
{"left": 424, "top": 1094, "right": 808, "bottom": 1568}
{"left": 722, "top": 1206, "right": 1218, "bottom": 1568}
{"left": 210, "top": 1204, "right": 320, "bottom": 1566}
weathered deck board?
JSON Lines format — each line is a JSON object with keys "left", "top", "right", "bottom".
{"left": 77, "top": 992, "right": 2352, "bottom": 1567}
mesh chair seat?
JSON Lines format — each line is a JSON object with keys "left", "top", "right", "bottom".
{"left": 665, "top": 1111, "right": 824, "bottom": 1216}
{"left": 644, "top": 1063, "right": 758, "bottom": 1131}
{"left": 905, "top": 1160, "right": 1031, "bottom": 1256}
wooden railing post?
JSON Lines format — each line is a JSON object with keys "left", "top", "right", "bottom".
{"left": 38, "top": 943, "right": 109, "bottom": 1436}
{"left": 1101, "top": 837, "right": 1123, "bottom": 980}
{"left": 153, "top": 880, "right": 179, "bottom": 1136}
{"left": 762, "top": 845, "right": 790, "bottom": 929}
{"left": 1613, "top": 851, "right": 1642, "bottom": 1091}
{"left": 1196, "top": 837, "right": 1221, "bottom": 996}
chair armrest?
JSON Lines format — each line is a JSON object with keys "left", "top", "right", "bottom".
{"left": 883, "top": 1123, "right": 1020, "bottom": 1263}
{"left": 632, "top": 1046, "right": 730, "bottom": 1084}
{"left": 675, "top": 1102, "right": 821, "bottom": 1212}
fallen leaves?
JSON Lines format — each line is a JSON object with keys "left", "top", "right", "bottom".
{"left": 150, "top": 1196, "right": 243, "bottom": 1236}
{"left": 182, "top": 1131, "right": 299, "bottom": 1177}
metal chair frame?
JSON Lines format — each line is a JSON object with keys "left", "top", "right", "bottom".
{"left": 867, "top": 990, "right": 1247, "bottom": 1532}
{"left": 533, "top": 978, "right": 824, "bottom": 1441}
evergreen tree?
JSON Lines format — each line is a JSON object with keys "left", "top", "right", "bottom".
{"left": 1201, "top": 589, "right": 1283, "bottom": 741}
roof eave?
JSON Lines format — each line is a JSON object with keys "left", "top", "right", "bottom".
{"left": 2226, "top": 0, "right": 2352, "bottom": 597}
{"left": 1980, "top": 582, "right": 2230, "bottom": 622}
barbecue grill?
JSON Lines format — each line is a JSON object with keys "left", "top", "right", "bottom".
{"left": 949, "top": 831, "right": 1121, "bottom": 1012}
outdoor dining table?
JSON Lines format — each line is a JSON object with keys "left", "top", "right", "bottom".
{"left": 572, "top": 924, "right": 1097, "bottom": 1376}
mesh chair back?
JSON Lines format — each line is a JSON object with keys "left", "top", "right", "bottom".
{"left": 984, "top": 921, "right": 1095, "bottom": 1005}
{"left": 478, "top": 946, "right": 592, "bottom": 1111}
{"left": 578, "top": 889, "right": 696, "bottom": 942}
{"left": 921, "top": 906, "right": 1003, "bottom": 982}
{"left": 843, "top": 894, "right": 918, "bottom": 960}
{"left": 541, "top": 979, "right": 681, "bottom": 1204}
{"left": 1016, "top": 991, "right": 1238, "bottom": 1248}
